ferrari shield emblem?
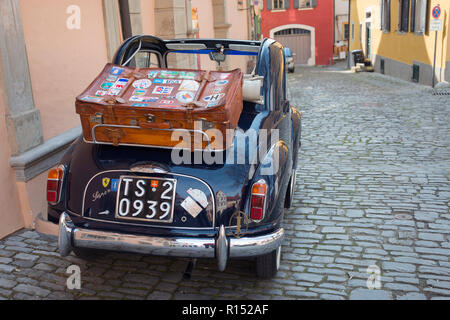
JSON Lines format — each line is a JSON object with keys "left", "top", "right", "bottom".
{"left": 102, "top": 178, "right": 110, "bottom": 188}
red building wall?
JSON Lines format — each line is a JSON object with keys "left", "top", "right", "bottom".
{"left": 261, "top": 0, "right": 334, "bottom": 65}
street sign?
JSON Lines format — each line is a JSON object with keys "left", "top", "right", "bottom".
{"left": 430, "top": 19, "right": 442, "bottom": 31}
{"left": 432, "top": 6, "right": 441, "bottom": 19}
{"left": 430, "top": 6, "right": 441, "bottom": 88}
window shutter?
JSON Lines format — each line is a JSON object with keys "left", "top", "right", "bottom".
{"left": 380, "top": 0, "right": 384, "bottom": 30}
{"left": 267, "top": 0, "right": 273, "bottom": 10}
{"left": 294, "top": 0, "right": 300, "bottom": 8}
{"left": 401, "top": 0, "right": 410, "bottom": 32}
{"left": 312, "top": 0, "right": 317, "bottom": 7}
{"left": 386, "top": 0, "right": 391, "bottom": 31}
{"left": 419, "top": 0, "right": 427, "bottom": 33}
{"left": 410, "top": 0, "right": 416, "bottom": 32}
{"left": 284, "top": 0, "right": 290, "bottom": 9}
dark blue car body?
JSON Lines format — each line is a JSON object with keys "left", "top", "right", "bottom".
{"left": 45, "top": 35, "right": 301, "bottom": 278}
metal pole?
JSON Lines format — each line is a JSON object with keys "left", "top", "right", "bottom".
{"left": 347, "top": 0, "right": 351, "bottom": 69}
{"left": 432, "top": 30, "right": 437, "bottom": 88}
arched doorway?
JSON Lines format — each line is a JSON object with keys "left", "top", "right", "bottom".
{"left": 270, "top": 24, "right": 315, "bottom": 66}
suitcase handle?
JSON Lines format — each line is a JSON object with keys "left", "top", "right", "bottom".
{"left": 138, "top": 121, "right": 172, "bottom": 129}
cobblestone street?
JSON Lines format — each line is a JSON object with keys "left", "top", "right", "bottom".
{"left": 1, "top": 64, "right": 449, "bottom": 300}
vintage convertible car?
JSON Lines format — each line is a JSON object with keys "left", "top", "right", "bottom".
{"left": 38, "top": 35, "right": 301, "bottom": 278}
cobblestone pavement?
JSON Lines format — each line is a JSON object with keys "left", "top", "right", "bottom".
{"left": 1, "top": 64, "right": 449, "bottom": 300}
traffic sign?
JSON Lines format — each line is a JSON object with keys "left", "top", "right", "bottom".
{"left": 430, "top": 19, "right": 442, "bottom": 31}
{"left": 432, "top": 6, "right": 441, "bottom": 19}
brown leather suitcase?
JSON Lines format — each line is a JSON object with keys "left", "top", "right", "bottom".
{"left": 75, "top": 63, "right": 243, "bottom": 151}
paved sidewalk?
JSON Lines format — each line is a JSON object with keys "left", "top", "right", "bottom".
{"left": 1, "top": 64, "right": 449, "bottom": 300}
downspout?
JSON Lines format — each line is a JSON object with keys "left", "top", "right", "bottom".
{"left": 347, "top": 0, "right": 351, "bottom": 69}
{"left": 333, "top": 0, "right": 335, "bottom": 45}
{"left": 118, "top": 0, "right": 132, "bottom": 39}
{"left": 185, "top": 0, "right": 194, "bottom": 38}
{"left": 247, "top": 0, "right": 253, "bottom": 40}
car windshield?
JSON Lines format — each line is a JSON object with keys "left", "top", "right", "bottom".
{"left": 166, "top": 49, "right": 257, "bottom": 74}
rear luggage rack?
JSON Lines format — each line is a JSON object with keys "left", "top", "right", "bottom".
{"left": 88, "top": 123, "right": 221, "bottom": 151}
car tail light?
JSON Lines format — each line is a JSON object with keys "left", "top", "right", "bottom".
{"left": 250, "top": 179, "right": 267, "bottom": 222}
{"left": 47, "top": 165, "right": 65, "bottom": 204}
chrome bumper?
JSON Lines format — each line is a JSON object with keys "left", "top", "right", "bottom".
{"left": 57, "top": 212, "right": 284, "bottom": 271}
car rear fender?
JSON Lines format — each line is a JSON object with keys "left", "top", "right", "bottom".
{"left": 244, "top": 140, "right": 291, "bottom": 224}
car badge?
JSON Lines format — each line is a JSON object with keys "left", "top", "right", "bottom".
{"left": 102, "top": 177, "right": 110, "bottom": 188}
{"left": 111, "top": 179, "right": 119, "bottom": 192}
{"left": 151, "top": 180, "right": 159, "bottom": 188}
{"left": 229, "top": 211, "right": 249, "bottom": 239}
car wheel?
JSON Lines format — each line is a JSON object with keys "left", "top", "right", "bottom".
{"left": 284, "top": 168, "right": 297, "bottom": 208}
{"left": 72, "top": 247, "right": 105, "bottom": 260}
{"left": 256, "top": 244, "right": 281, "bottom": 279}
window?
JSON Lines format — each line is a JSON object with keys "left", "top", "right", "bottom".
{"left": 299, "top": 0, "right": 312, "bottom": 8}
{"left": 294, "top": 0, "right": 317, "bottom": 9}
{"left": 410, "top": 0, "right": 428, "bottom": 33}
{"left": 272, "top": 0, "right": 284, "bottom": 10}
{"left": 269, "top": 45, "right": 284, "bottom": 110}
{"left": 359, "top": 23, "right": 362, "bottom": 42}
{"left": 398, "top": 0, "right": 410, "bottom": 32}
{"left": 132, "top": 52, "right": 160, "bottom": 68}
{"left": 343, "top": 23, "right": 349, "bottom": 41}
{"left": 274, "top": 28, "right": 310, "bottom": 36}
{"left": 351, "top": 22, "right": 355, "bottom": 42}
{"left": 380, "top": 0, "right": 391, "bottom": 32}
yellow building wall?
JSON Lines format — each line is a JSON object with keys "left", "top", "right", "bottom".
{"left": 350, "top": 0, "right": 449, "bottom": 72}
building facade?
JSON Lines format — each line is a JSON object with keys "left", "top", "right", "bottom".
{"left": 0, "top": 0, "right": 251, "bottom": 239}
{"left": 261, "top": 0, "right": 334, "bottom": 65}
{"left": 349, "top": 0, "right": 450, "bottom": 86}
{"left": 334, "top": 0, "right": 349, "bottom": 60}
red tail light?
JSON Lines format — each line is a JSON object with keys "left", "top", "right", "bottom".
{"left": 250, "top": 179, "right": 267, "bottom": 221}
{"left": 47, "top": 165, "right": 65, "bottom": 204}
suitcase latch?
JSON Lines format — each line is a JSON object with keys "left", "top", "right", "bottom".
{"left": 104, "top": 128, "right": 126, "bottom": 146}
{"left": 199, "top": 118, "right": 214, "bottom": 130}
{"left": 90, "top": 113, "right": 104, "bottom": 124}
{"left": 145, "top": 114, "right": 155, "bottom": 123}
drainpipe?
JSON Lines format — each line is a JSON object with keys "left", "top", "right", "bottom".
{"left": 118, "top": 0, "right": 132, "bottom": 39}
{"left": 347, "top": 0, "right": 351, "bottom": 69}
{"left": 185, "top": 0, "right": 194, "bottom": 38}
{"left": 247, "top": 0, "right": 253, "bottom": 40}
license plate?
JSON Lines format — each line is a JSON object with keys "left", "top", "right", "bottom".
{"left": 115, "top": 176, "right": 177, "bottom": 223}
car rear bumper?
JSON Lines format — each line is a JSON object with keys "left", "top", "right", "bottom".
{"left": 37, "top": 212, "right": 284, "bottom": 272}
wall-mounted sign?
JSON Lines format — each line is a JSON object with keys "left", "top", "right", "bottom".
{"left": 430, "top": 19, "right": 442, "bottom": 31}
